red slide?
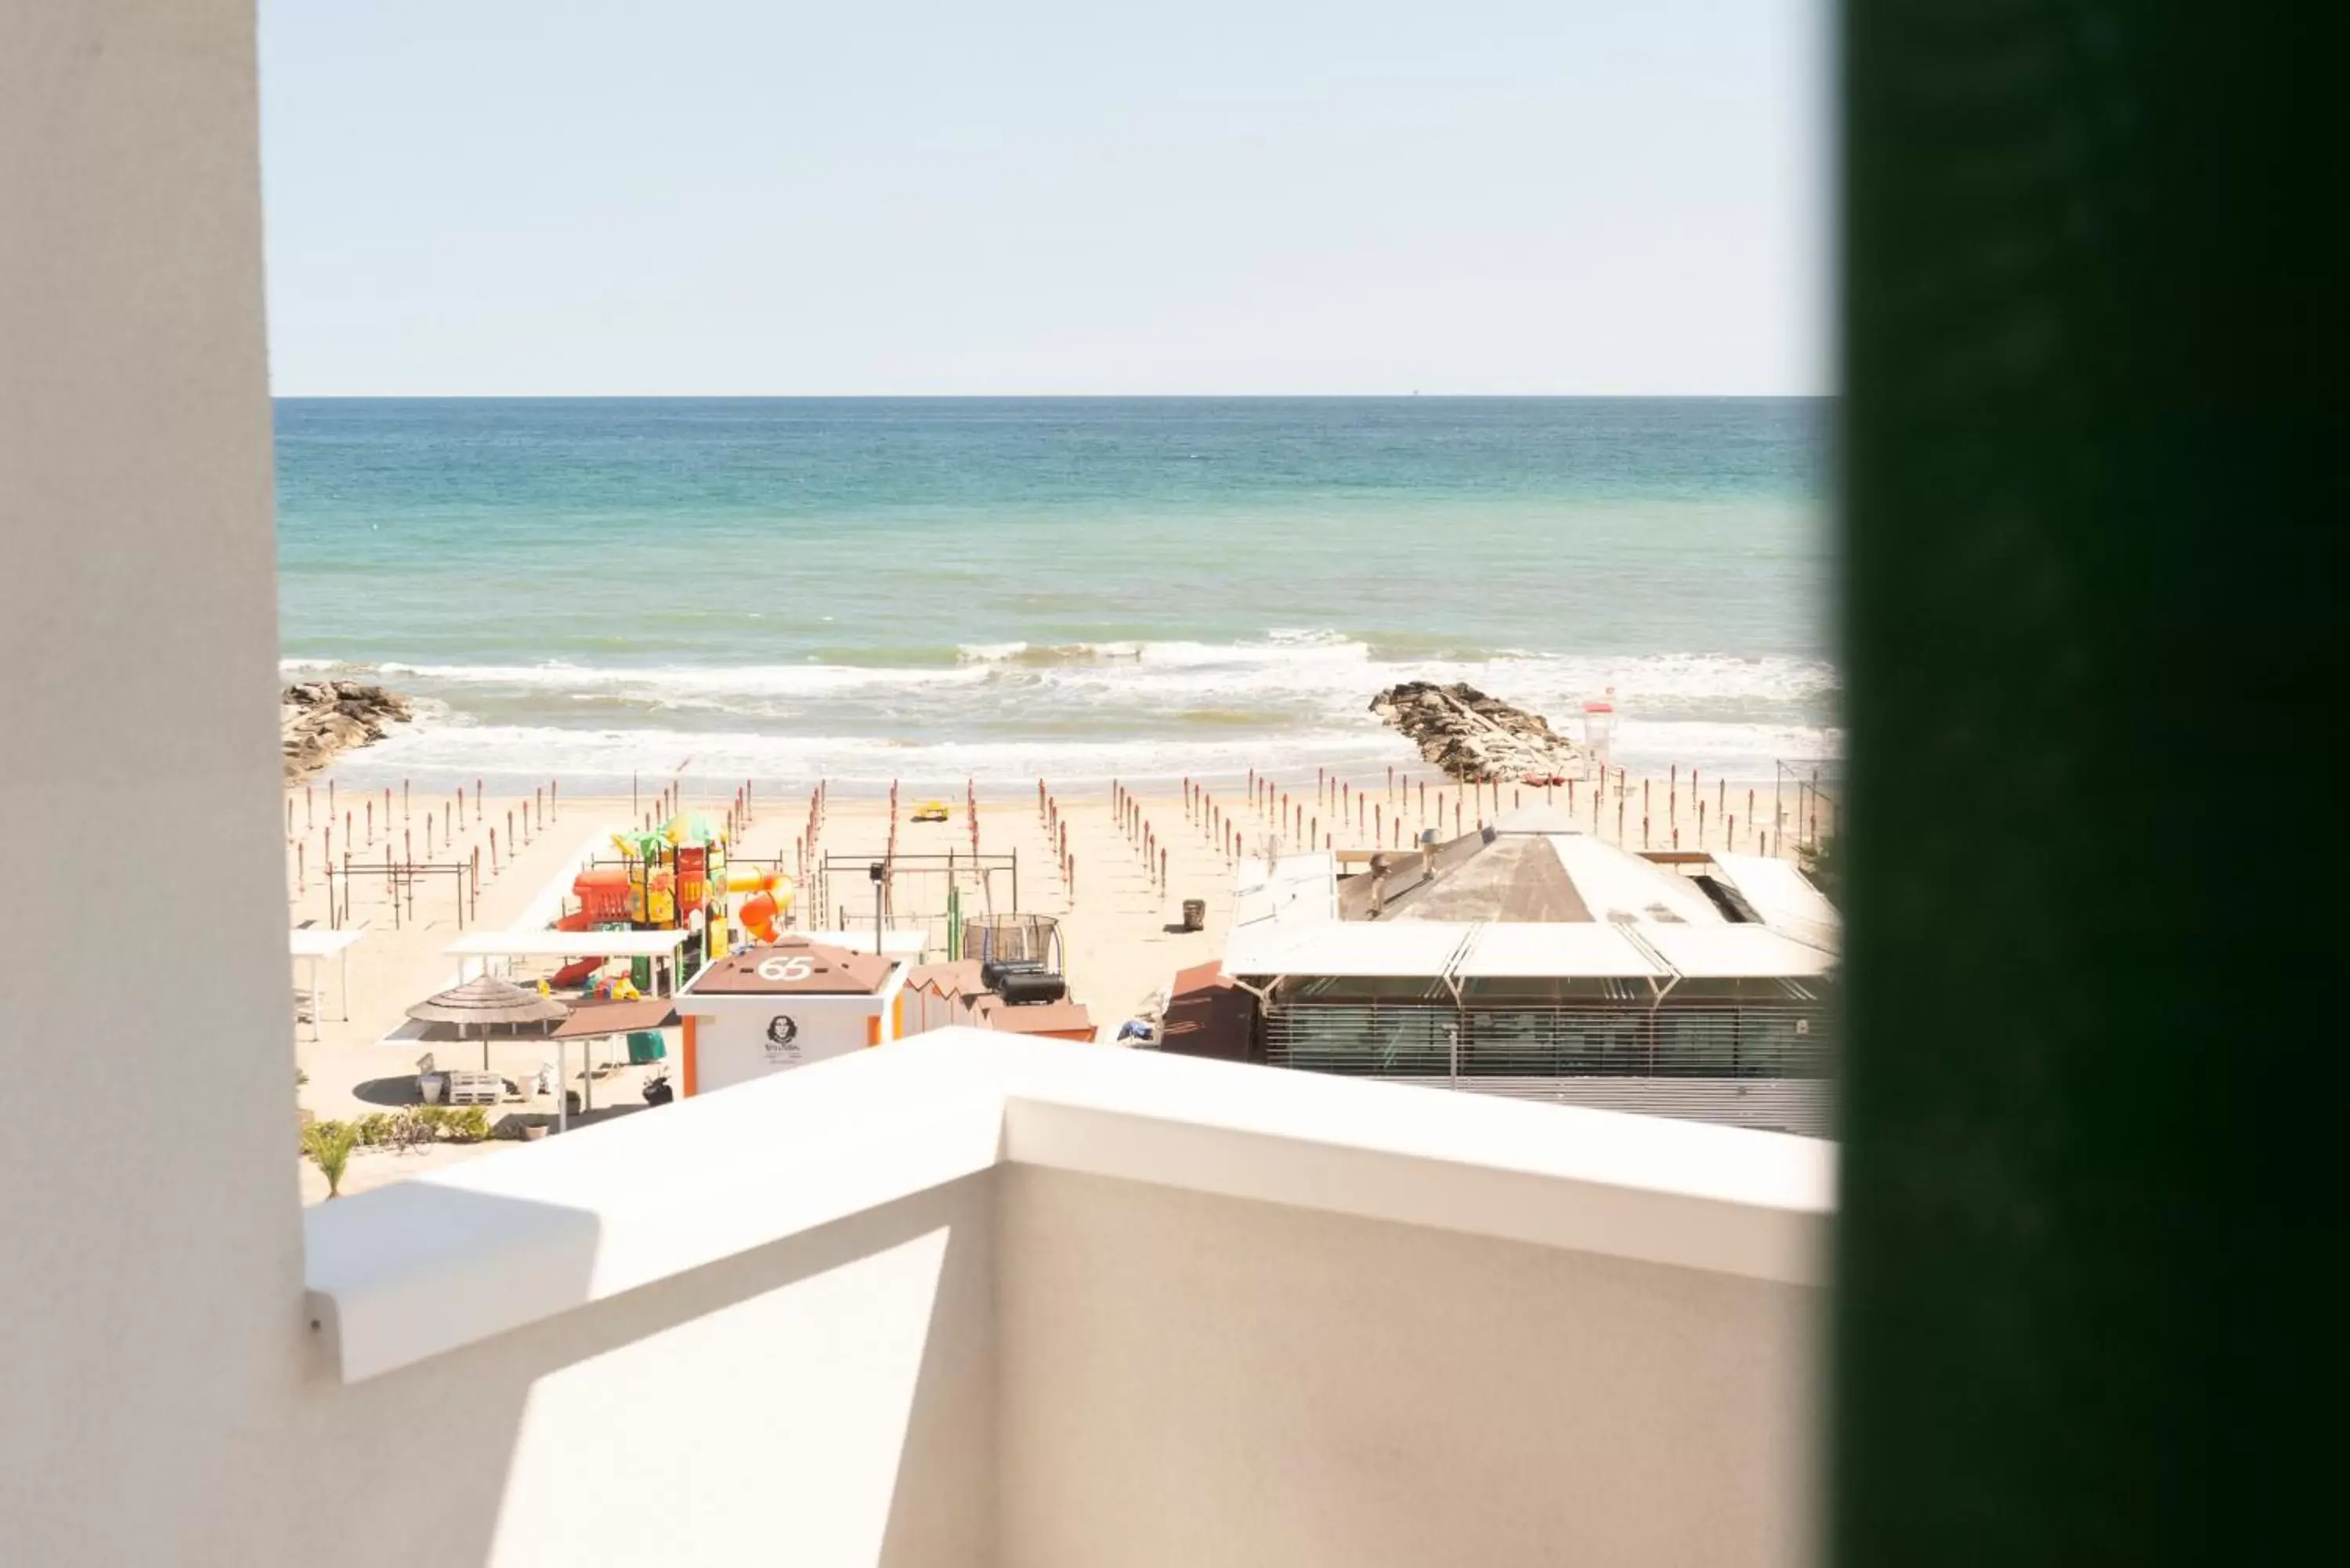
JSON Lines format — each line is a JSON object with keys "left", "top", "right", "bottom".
{"left": 552, "top": 909, "right": 603, "bottom": 988}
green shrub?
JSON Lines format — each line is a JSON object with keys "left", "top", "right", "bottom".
{"left": 302, "top": 1121, "right": 359, "bottom": 1198}
{"left": 445, "top": 1106, "right": 491, "bottom": 1143}
{"left": 352, "top": 1111, "right": 395, "bottom": 1147}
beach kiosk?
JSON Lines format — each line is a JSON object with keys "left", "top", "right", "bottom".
{"left": 443, "top": 927, "right": 694, "bottom": 994}
{"left": 673, "top": 935, "right": 909, "bottom": 1098}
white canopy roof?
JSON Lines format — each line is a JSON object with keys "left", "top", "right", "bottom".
{"left": 1546, "top": 833, "right": 1725, "bottom": 926}
{"left": 290, "top": 927, "right": 367, "bottom": 958}
{"left": 1224, "top": 920, "right": 1473, "bottom": 979}
{"left": 1708, "top": 852, "right": 1841, "bottom": 952}
{"left": 1219, "top": 837, "right": 1837, "bottom": 986}
{"left": 797, "top": 928, "right": 927, "bottom": 959}
{"left": 1633, "top": 924, "right": 1838, "bottom": 979}
{"left": 1451, "top": 923, "right": 1668, "bottom": 979}
{"left": 1226, "top": 919, "right": 1830, "bottom": 985}
{"left": 446, "top": 929, "right": 692, "bottom": 959}
{"left": 1232, "top": 851, "right": 1338, "bottom": 930}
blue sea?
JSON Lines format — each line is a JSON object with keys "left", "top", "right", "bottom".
{"left": 275, "top": 398, "right": 1836, "bottom": 792}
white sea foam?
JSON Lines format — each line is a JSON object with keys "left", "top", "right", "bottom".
{"left": 1018, "top": 646, "right": 1832, "bottom": 718}
{"left": 286, "top": 643, "right": 1832, "bottom": 710}
{"left": 296, "top": 659, "right": 991, "bottom": 698}
{"left": 284, "top": 638, "right": 1840, "bottom": 792}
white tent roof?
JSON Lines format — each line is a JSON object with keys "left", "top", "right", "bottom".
{"left": 1452, "top": 923, "right": 1669, "bottom": 979}
{"left": 1224, "top": 920, "right": 1473, "bottom": 979}
{"left": 290, "top": 927, "right": 366, "bottom": 958}
{"left": 1546, "top": 833, "right": 1726, "bottom": 926}
{"left": 797, "top": 928, "right": 927, "bottom": 959}
{"left": 446, "top": 929, "right": 692, "bottom": 959}
{"left": 1231, "top": 851, "right": 1338, "bottom": 930}
{"left": 1634, "top": 924, "right": 1838, "bottom": 979}
{"left": 1218, "top": 838, "right": 1837, "bottom": 985}
{"left": 1708, "top": 852, "right": 1840, "bottom": 952}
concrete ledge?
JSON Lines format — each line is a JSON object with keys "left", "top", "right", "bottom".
{"left": 306, "top": 1031, "right": 1834, "bottom": 1382}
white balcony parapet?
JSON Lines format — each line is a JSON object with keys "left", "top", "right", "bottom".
{"left": 306, "top": 1030, "right": 1835, "bottom": 1382}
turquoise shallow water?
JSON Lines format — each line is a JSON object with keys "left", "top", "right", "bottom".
{"left": 276, "top": 397, "right": 1836, "bottom": 789}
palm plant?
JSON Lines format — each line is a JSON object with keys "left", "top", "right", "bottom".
{"left": 302, "top": 1120, "right": 359, "bottom": 1198}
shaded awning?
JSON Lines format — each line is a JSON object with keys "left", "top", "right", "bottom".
{"left": 551, "top": 999, "right": 680, "bottom": 1039}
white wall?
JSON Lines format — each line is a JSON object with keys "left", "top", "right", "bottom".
{"left": 2, "top": 9, "right": 999, "bottom": 1562}
{"left": 297, "top": 1174, "right": 999, "bottom": 1568}
{"left": 692, "top": 995, "right": 883, "bottom": 1094}
{"left": 1, "top": 2, "right": 303, "bottom": 1560}
{"left": 996, "top": 1165, "right": 1820, "bottom": 1568}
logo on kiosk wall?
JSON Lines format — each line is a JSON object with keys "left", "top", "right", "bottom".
{"left": 762, "top": 1014, "right": 802, "bottom": 1066}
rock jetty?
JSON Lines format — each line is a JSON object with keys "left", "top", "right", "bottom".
{"left": 282, "top": 681, "right": 410, "bottom": 781}
{"left": 1368, "top": 681, "right": 1587, "bottom": 783}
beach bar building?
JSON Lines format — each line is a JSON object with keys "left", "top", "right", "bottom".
{"left": 1188, "top": 808, "right": 1839, "bottom": 1136}
{"left": 674, "top": 935, "right": 909, "bottom": 1097}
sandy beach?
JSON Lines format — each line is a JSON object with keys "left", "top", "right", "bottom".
{"left": 286, "top": 759, "right": 1835, "bottom": 1200}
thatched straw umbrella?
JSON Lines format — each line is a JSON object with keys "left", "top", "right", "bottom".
{"left": 406, "top": 973, "right": 570, "bottom": 1071}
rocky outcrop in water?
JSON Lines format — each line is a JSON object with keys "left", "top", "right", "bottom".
{"left": 282, "top": 681, "right": 410, "bottom": 781}
{"left": 1368, "top": 681, "right": 1586, "bottom": 783}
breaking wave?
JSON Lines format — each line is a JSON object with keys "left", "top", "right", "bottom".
{"left": 284, "top": 634, "right": 1838, "bottom": 793}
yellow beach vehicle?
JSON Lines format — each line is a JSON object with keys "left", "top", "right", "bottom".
{"left": 911, "top": 800, "right": 952, "bottom": 822}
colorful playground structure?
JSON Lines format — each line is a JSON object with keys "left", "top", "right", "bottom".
{"left": 546, "top": 812, "right": 796, "bottom": 991}
{"left": 730, "top": 866, "right": 790, "bottom": 944}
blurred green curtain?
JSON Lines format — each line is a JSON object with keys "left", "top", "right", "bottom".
{"left": 1835, "top": 5, "right": 2335, "bottom": 1563}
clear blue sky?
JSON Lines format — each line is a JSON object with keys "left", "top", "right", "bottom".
{"left": 258, "top": 1, "right": 1826, "bottom": 396}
